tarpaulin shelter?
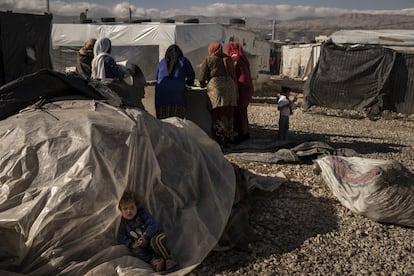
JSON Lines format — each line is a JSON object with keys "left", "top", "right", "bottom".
{"left": 0, "top": 11, "right": 52, "bottom": 86}
{"left": 51, "top": 22, "right": 225, "bottom": 81}
{"left": 280, "top": 43, "right": 321, "bottom": 80}
{"left": 304, "top": 30, "right": 414, "bottom": 114}
{"left": 0, "top": 70, "right": 237, "bottom": 275}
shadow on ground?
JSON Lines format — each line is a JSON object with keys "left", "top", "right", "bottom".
{"left": 192, "top": 180, "right": 339, "bottom": 273}
{"left": 226, "top": 124, "right": 403, "bottom": 156}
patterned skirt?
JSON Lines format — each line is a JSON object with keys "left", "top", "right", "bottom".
{"left": 156, "top": 105, "right": 186, "bottom": 120}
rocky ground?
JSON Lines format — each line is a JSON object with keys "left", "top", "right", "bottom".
{"left": 189, "top": 103, "right": 414, "bottom": 275}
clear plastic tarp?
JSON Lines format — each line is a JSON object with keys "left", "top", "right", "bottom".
{"left": 0, "top": 99, "right": 236, "bottom": 275}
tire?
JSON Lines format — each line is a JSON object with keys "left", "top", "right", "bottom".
{"left": 229, "top": 18, "right": 245, "bottom": 25}
{"left": 184, "top": 18, "right": 199, "bottom": 24}
{"left": 101, "top": 17, "right": 115, "bottom": 23}
{"left": 160, "top": 18, "right": 175, "bottom": 23}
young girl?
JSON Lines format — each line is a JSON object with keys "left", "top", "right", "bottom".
{"left": 117, "top": 191, "right": 177, "bottom": 272}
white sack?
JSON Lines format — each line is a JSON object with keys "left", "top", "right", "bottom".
{"left": 315, "top": 156, "right": 414, "bottom": 227}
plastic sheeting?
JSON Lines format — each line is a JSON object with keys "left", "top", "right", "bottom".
{"left": 51, "top": 23, "right": 225, "bottom": 81}
{"left": 303, "top": 42, "right": 396, "bottom": 111}
{"left": 0, "top": 98, "right": 236, "bottom": 275}
{"left": 0, "top": 12, "right": 52, "bottom": 86}
{"left": 315, "top": 156, "right": 414, "bottom": 227}
{"left": 330, "top": 29, "right": 414, "bottom": 47}
{"left": 281, "top": 44, "right": 316, "bottom": 79}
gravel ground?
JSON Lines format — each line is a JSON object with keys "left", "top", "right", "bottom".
{"left": 189, "top": 103, "right": 414, "bottom": 275}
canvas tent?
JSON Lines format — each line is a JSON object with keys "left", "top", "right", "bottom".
{"left": 280, "top": 43, "right": 321, "bottom": 80}
{"left": 0, "top": 11, "right": 52, "bottom": 86}
{"left": 304, "top": 30, "right": 414, "bottom": 114}
{"left": 0, "top": 70, "right": 237, "bottom": 275}
{"left": 51, "top": 22, "right": 225, "bottom": 81}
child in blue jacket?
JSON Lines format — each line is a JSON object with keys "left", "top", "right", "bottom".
{"left": 117, "top": 191, "right": 177, "bottom": 272}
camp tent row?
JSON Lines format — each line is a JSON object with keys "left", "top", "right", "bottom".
{"left": 51, "top": 21, "right": 271, "bottom": 85}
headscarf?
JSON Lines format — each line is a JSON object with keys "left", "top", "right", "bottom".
{"left": 207, "top": 42, "right": 235, "bottom": 80}
{"left": 224, "top": 42, "right": 250, "bottom": 67}
{"left": 208, "top": 42, "right": 223, "bottom": 56}
{"left": 224, "top": 42, "right": 253, "bottom": 92}
{"left": 79, "top": 38, "right": 96, "bottom": 55}
{"left": 165, "top": 44, "right": 184, "bottom": 76}
{"left": 91, "top": 37, "right": 112, "bottom": 79}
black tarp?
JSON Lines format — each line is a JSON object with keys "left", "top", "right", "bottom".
{"left": 0, "top": 69, "right": 149, "bottom": 121}
{"left": 388, "top": 52, "right": 414, "bottom": 114}
{"left": 0, "top": 11, "right": 52, "bottom": 86}
{"left": 303, "top": 42, "right": 396, "bottom": 111}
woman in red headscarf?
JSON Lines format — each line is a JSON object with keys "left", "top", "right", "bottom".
{"left": 225, "top": 43, "right": 254, "bottom": 143}
{"left": 199, "top": 42, "right": 238, "bottom": 147}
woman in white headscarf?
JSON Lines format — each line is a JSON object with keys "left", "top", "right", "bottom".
{"left": 91, "top": 37, "right": 128, "bottom": 80}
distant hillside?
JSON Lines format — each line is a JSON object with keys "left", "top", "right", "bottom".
{"left": 53, "top": 13, "right": 414, "bottom": 43}
{"left": 269, "top": 13, "right": 414, "bottom": 42}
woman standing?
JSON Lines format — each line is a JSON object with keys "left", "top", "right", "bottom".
{"left": 225, "top": 43, "right": 254, "bottom": 143}
{"left": 91, "top": 37, "right": 128, "bottom": 80}
{"left": 155, "top": 44, "right": 195, "bottom": 119}
{"left": 76, "top": 38, "right": 96, "bottom": 79}
{"left": 199, "top": 42, "right": 238, "bottom": 146}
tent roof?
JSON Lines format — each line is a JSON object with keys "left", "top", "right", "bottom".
{"left": 52, "top": 22, "right": 225, "bottom": 55}
{"left": 330, "top": 29, "right": 414, "bottom": 46}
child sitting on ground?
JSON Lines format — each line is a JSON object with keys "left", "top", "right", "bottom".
{"left": 117, "top": 191, "right": 177, "bottom": 272}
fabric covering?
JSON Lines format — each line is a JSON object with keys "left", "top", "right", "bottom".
{"left": 0, "top": 72, "right": 237, "bottom": 275}
{"left": 315, "top": 156, "right": 414, "bottom": 227}
{"left": 303, "top": 42, "right": 396, "bottom": 111}
{"left": 0, "top": 11, "right": 52, "bottom": 86}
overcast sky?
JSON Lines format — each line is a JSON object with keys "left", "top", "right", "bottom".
{"left": 2, "top": 0, "right": 414, "bottom": 20}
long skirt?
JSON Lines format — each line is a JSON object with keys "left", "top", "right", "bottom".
{"left": 156, "top": 104, "right": 186, "bottom": 120}
{"left": 233, "top": 92, "right": 251, "bottom": 137}
{"left": 210, "top": 106, "right": 235, "bottom": 145}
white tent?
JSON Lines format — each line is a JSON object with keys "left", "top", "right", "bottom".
{"left": 330, "top": 29, "right": 414, "bottom": 53}
{"left": 330, "top": 29, "right": 414, "bottom": 46}
{"left": 51, "top": 22, "right": 225, "bottom": 81}
{"left": 280, "top": 43, "right": 321, "bottom": 80}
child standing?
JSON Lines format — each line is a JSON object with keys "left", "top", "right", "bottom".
{"left": 277, "top": 86, "right": 294, "bottom": 140}
{"left": 117, "top": 191, "right": 177, "bottom": 272}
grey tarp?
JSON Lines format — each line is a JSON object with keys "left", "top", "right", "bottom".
{"left": 227, "top": 141, "right": 359, "bottom": 164}
{"left": 0, "top": 70, "right": 239, "bottom": 275}
{"left": 0, "top": 100, "right": 236, "bottom": 275}
{"left": 315, "top": 156, "right": 414, "bottom": 227}
{"left": 303, "top": 42, "right": 396, "bottom": 111}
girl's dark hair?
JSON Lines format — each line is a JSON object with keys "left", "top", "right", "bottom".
{"left": 118, "top": 191, "right": 143, "bottom": 210}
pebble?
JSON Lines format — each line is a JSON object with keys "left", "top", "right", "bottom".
{"left": 191, "top": 105, "right": 414, "bottom": 275}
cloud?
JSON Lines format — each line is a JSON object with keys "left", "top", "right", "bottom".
{"left": 1, "top": 1, "right": 414, "bottom": 20}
